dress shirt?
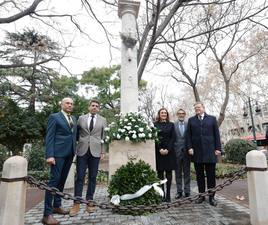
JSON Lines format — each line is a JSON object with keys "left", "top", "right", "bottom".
{"left": 87, "top": 113, "right": 97, "bottom": 130}
{"left": 61, "top": 110, "right": 73, "bottom": 126}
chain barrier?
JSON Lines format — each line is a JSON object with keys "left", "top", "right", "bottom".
{"left": 23, "top": 167, "right": 248, "bottom": 213}
{"left": 0, "top": 166, "right": 260, "bottom": 213}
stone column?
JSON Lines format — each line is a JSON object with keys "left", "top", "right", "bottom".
{"left": 246, "top": 150, "right": 268, "bottom": 225}
{"left": 0, "top": 156, "right": 27, "bottom": 225}
{"left": 118, "top": 0, "right": 140, "bottom": 114}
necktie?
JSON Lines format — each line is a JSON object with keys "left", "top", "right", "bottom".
{"left": 67, "top": 115, "right": 73, "bottom": 128}
{"left": 199, "top": 115, "right": 203, "bottom": 121}
{"left": 89, "top": 115, "right": 94, "bottom": 132}
{"left": 179, "top": 122, "right": 184, "bottom": 136}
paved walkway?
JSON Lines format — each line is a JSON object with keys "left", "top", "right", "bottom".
{"left": 24, "top": 182, "right": 250, "bottom": 225}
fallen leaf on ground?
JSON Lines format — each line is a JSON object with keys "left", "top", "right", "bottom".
{"left": 236, "top": 195, "right": 245, "bottom": 200}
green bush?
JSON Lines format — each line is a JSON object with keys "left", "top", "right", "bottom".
{"left": 224, "top": 139, "right": 257, "bottom": 164}
{"left": 28, "top": 170, "right": 49, "bottom": 181}
{"left": 108, "top": 160, "right": 162, "bottom": 215}
{"left": 96, "top": 170, "right": 108, "bottom": 184}
{"left": 0, "top": 145, "right": 10, "bottom": 171}
{"left": 190, "top": 162, "right": 246, "bottom": 180}
{"left": 25, "top": 142, "right": 48, "bottom": 171}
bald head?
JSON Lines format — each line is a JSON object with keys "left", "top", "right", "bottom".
{"left": 61, "top": 97, "right": 74, "bottom": 114}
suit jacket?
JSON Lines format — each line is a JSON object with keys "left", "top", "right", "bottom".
{"left": 76, "top": 114, "right": 107, "bottom": 157}
{"left": 186, "top": 113, "right": 221, "bottom": 163}
{"left": 45, "top": 112, "right": 77, "bottom": 159}
{"left": 174, "top": 120, "right": 188, "bottom": 159}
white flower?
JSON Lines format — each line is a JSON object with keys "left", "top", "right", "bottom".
{"left": 124, "top": 119, "right": 128, "bottom": 122}
{"left": 138, "top": 133, "right": 144, "bottom": 138}
{"left": 125, "top": 136, "right": 130, "bottom": 141}
{"left": 127, "top": 122, "right": 132, "bottom": 126}
{"left": 148, "top": 133, "right": 152, "bottom": 138}
{"left": 101, "top": 140, "right": 104, "bottom": 143}
{"left": 139, "top": 128, "right": 144, "bottom": 132}
{"left": 132, "top": 134, "right": 137, "bottom": 139}
{"left": 104, "top": 127, "right": 110, "bottom": 131}
{"left": 126, "top": 126, "right": 131, "bottom": 130}
{"left": 117, "top": 134, "right": 121, "bottom": 139}
{"left": 113, "top": 133, "right": 116, "bottom": 137}
{"left": 121, "top": 129, "right": 126, "bottom": 133}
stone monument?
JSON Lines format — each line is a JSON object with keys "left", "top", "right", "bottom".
{"left": 109, "top": 0, "right": 156, "bottom": 179}
{"left": 119, "top": 0, "right": 139, "bottom": 114}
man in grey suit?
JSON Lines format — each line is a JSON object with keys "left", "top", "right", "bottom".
{"left": 69, "top": 99, "right": 107, "bottom": 216}
{"left": 174, "top": 108, "right": 191, "bottom": 199}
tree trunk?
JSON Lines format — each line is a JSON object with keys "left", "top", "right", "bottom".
{"left": 217, "top": 80, "right": 230, "bottom": 127}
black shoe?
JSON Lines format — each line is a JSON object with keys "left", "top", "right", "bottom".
{"left": 184, "top": 193, "right": 190, "bottom": 198}
{"left": 209, "top": 198, "right": 217, "bottom": 206}
{"left": 165, "top": 196, "right": 171, "bottom": 202}
{"left": 195, "top": 196, "right": 205, "bottom": 204}
{"left": 175, "top": 193, "right": 183, "bottom": 199}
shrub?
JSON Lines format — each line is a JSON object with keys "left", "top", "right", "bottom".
{"left": 25, "top": 142, "right": 48, "bottom": 171}
{"left": 224, "top": 139, "right": 257, "bottom": 164}
{"left": 28, "top": 170, "right": 49, "bottom": 181}
{"left": 108, "top": 160, "right": 162, "bottom": 215}
{"left": 0, "top": 145, "right": 10, "bottom": 171}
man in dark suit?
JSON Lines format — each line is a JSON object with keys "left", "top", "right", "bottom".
{"left": 42, "top": 97, "right": 77, "bottom": 225}
{"left": 69, "top": 99, "right": 107, "bottom": 217}
{"left": 186, "top": 102, "right": 221, "bottom": 206}
{"left": 174, "top": 108, "right": 191, "bottom": 199}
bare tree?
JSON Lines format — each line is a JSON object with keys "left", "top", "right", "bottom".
{"left": 152, "top": 0, "right": 268, "bottom": 126}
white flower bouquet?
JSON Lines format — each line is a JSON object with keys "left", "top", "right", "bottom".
{"left": 104, "top": 112, "right": 158, "bottom": 144}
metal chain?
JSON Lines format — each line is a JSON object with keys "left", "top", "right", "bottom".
{"left": 23, "top": 166, "right": 247, "bottom": 213}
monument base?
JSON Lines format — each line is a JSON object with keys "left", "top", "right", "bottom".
{"left": 109, "top": 140, "right": 156, "bottom": 179}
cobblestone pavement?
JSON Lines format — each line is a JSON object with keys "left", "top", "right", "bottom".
{"left": 24, "top": 183, "right": 250, "bottom": 225}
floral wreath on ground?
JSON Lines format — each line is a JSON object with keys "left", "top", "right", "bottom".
{"left": 104, "top": 112, "right": 159, "bottom": 144}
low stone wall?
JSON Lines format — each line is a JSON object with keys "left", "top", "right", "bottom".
{"left": 108, "top": 140, "right": 155, "bottom": 179}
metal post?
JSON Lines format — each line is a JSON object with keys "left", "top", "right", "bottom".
{"left": 248, "top": 97, "right": 257, "bottom": 144}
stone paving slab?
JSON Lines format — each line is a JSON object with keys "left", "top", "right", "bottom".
{"left": 24, "top": 183, "right": 250, "bottom": 225}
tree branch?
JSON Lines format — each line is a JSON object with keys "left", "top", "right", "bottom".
{"left": 0, "top": 0, "right": 44, "bottom": 24}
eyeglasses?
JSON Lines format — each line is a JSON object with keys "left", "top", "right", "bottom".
{"left": 90, "top": 104, "right": 99, "bottom": 108}
{"left": 177, "top": 113, "right": 185, "bottom": 115}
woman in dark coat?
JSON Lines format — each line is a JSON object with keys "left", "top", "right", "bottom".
{"left": 154, "top": 107, "right": 176, "bottom": 202}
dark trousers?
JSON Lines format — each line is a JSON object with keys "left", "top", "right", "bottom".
{"left": 194, "top": 163, "right": 216, "bottom": 198}
{"left": 44, "top": 155, "right": 73, "bottom": 216}
{"left": 175, "top": 156, "right": 191, "bottom": 194}
{"left": 74, "top": 150, "right": 100, "bottom": 201}
{"left": 157, "top": 170, "right": 172, "bottom": 200}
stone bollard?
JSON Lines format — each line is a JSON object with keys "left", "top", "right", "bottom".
{"left": 246, "top": 150, "right": 268, "bottom": 225}
{"left": 0, "top": 156, "right": 27, "bottom": 225}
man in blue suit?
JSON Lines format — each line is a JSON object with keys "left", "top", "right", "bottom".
{"left": 186, "top": 102, "right": 221, "bottom": 206}
{"left": 42, "top": 97, "right": 77, "bottom": 225}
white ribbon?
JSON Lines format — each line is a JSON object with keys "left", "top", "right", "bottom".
{"left": 110, "top": 179, "right": 167, "bottom": 205}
